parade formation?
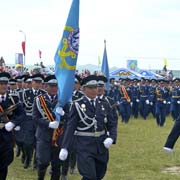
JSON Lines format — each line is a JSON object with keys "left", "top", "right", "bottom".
{"left": 1, "top": 0, "right": 180, "bottom": 179}
{"left": 0, "top": 68, "right": 180, "bottom": 179}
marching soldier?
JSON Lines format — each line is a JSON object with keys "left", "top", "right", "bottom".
{"left": 170, "top": 78, "right": 180, "bottom": 120}
{"left": 14, "top": 75, "right": 24, "bottom": 158}
{"left": 97, "top": 75, "right": 118, "bottom": 131}
{"left": 8, "top": 79, "right": 18, "bottom": 94}
{"left": 139, "top": 78, "right": 150, "bottom": 120}
{"left": 0, "top": 72, "right": 25, "bottom": 180}
{"left": 59, "top": 75, "right": 117, "bottom": 180}
{"left": 32, "top": 75, "right": 69, "bottom": 180}
{"left": 118, "top": 79, "right": 131, "bottom": 123}
{"left": 69, "top": 75, "right": 84, "bottom": 175}
{"left": 155, "top": 80, "right": 169, "bottom": 126}
{"left": 72, "top": 75, "right": 84, "bottom": 101}
{"left": 130, "top": 79, "right": 140, "bottom": 119}
{"left": 21, "top": 73, "right": 46, "bottom": 169}
{"left": 24, "top": 75, "right": 32, "bottom": 89}
{"left": 148, "top": 79, "right": 157, "bottom": 118}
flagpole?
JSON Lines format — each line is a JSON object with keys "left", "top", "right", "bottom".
{"left": 98, "top": 55, "right": 100, "bottom": 73}
{"left": 19, "top": 30, "right": 26, "bottom": 66}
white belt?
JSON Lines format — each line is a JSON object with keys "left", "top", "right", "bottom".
{"left": 26, "top": 113, "right": 32, "bottom": 116}
{"left": 74, "top": 130, "right": 105, "bottom": 137}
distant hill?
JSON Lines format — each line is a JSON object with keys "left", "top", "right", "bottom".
{"left": 76, "top": 64, "right": 118, "bottom": 73}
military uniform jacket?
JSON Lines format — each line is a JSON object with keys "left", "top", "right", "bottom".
{"left": 22, "top": 88, "right": 46, "bottom": 116}
{"left": 0, "top": 93, "right": 26, "bottom": 143}
{"left": 61, "top": 96, "right": 117, "bottom": 154}
{"left": 99, "top": 95, "right": 118, "bottom": 144}
{"left": 72, "top": 90, "right": 84, "bottom": 101}
{"left": 32, "top": 93, "right": 68, "bottom": 146}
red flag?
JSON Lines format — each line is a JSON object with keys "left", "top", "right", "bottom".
{"left": 39, "top": 50, "right": 42, "bottom": 59}
{"left": 21, "top": 41, "right": 26, "bottom": 56}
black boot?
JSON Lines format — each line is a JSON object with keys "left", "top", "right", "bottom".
{"left": 33, "top": 151, "right": 37, "bottom": 170}
{"left": 51, "top": 173, "right": 60, "bottom": 180}
{"left": 21, "top": 154, "right": 25, "bottom": 164}
{"left": 61, "top": 175, "right": 68, "bottom": 180}
{"left": 0, "top": 167, "right": 8, "bottom": 180}
{"left": 24, "top": 147, "right": 33, "bottom": 169}
{"left": 24, "top": 157, "right": 30, "bottom": 169}
{"left": 38, "top": 169, "right": 46, "bottom": 180}
{"left": 16, "top": 146, "right": 21, "bottom": 157}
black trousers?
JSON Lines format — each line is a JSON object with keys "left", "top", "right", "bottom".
{"left": 164, "top": 120, "right": 180, "bottom": 149}
{"left": 77, "top": 150, "right": 109, "bottom": 180}
{"left": 0, "top": 167, "right": 8, "bottom": 180}
{"left": 0, "top": 140, "right": 14, "bottom": 180}
{"left": 36, "top": 140, "right": 69, "bottom": 180}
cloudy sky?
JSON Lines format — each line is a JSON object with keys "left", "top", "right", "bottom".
{"left": 0, "top": 0, "right": 180, "bottom": 70}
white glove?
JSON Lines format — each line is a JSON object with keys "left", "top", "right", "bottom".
{"left": 145, "top": 100, "right": 149, "bottom": 104}
{"left": 168, "top": 101, "right": 171, "bottom": 104}
{"left": 177, "top": 101, "right": 180, "bottom": 104}
{"left": 5, "top": 122, "right": 15, "bottom": 132}
{"left": 49, "top": 121, "right": 59, "bottom": 129}
{"left": 136, "top": 99, "right": 139, "bottom": 102}
{"left": 130, "top": 102, "right": 133, "bottom": 107}
{"left": 14, "top": 126, "right": 21, "bottom": 131}
{"left": 59, "top": 148, "right": 68, "bottom": 161}
{"left": 56, "top": 107, "right": 65, "bottom": 116}
{"left": 163, "top": 100, "right": 166, "bottom": 104}
{"left": 150, "top": 102, "right": 153, "bottom": 106}
{"left": 103, "top": 137, "right": 113, "bottom": 149}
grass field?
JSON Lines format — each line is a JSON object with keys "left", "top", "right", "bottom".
{"left": 7, "top": 115, "right": 180, "bottom": 180}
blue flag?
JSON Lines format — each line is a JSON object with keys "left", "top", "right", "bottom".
{"left": 54, "top": 0, "right": 80, "bottom": 120}
{"left": 101, "top": 40, "right": 110, "bottom": 90}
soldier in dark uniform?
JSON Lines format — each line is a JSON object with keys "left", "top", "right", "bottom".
{"left": 118, "top": 79, "right": 131, "bottom": 123}
{"left": 14, "top": 75, "right": 25, "bottom": 158}
{"left": 24, "top": 75, "right": 32, "bottom": 89}
{"left": 8, "top": 79, "right": 18, "bottom": 94}
{"left": 21, "top": 74, "right": 46, "bottom": 169}
{"left": 97, "top": 75, "right": 118, "bottom": 132}
{"left": 59, "top": 75, "right": 117, "bottom": 180}
{"left": 0, "top": 72, "right": 25, "bottom": 180}
{"left": 72, "top": 75, "right": 84, "bottom": 101}
{"left": 130, "top": 79, "right": 140, "bottom": 119}
{"left": 33, "top": 75, "right": 69, "bottom": 180}
{"left": 148, "top": 79, "right": 157, "bottom": 118}
{"left": 155, "top": 80, "right": 169, "bottom": 126}
{"left": 69, "top": 74, "right": 84, "bottom": 175}
{"left": 15, "top": 75, "right": 23, "bottom": 90}
{"left": 139, "top": 78, "right": 150, "bottom": 120}
{"left": 170, "top": 79, "right": 180, "bottom": 120}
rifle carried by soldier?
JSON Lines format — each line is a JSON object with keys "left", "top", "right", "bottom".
{"left": 0, "top": 103, "right": 20, "bottom": 128}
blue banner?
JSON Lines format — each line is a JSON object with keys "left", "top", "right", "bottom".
{"left": 101, "top": 40, "right": 110, "bottom": 90}
{"left": 54, "top": 0, "right": 80, "bottom": 119}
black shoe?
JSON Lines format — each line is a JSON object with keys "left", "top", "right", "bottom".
{"left": 33, "top": 165, "right": 37, "bottom": 171}
{"left": 21, "top": 155, "right": 25, "bottom": 164}
{"left": 24, "top": 163, "right": 30, "bottom": 169}
{"left": 24, "top": 159, "right": 30, "bottom": 169}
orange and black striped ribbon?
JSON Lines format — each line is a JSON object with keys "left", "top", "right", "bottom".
{"left": 38, "top": 95, "right": 64, "bottom": 146}
{"left": 121, "top": 85, "right": 131, "bottom": 103}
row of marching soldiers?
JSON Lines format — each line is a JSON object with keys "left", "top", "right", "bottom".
{"left": 108, "top": 77, "right": 180, "bottom": 126}
{"left": 0, "top": 72, "right": 118, "bottom": 180}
